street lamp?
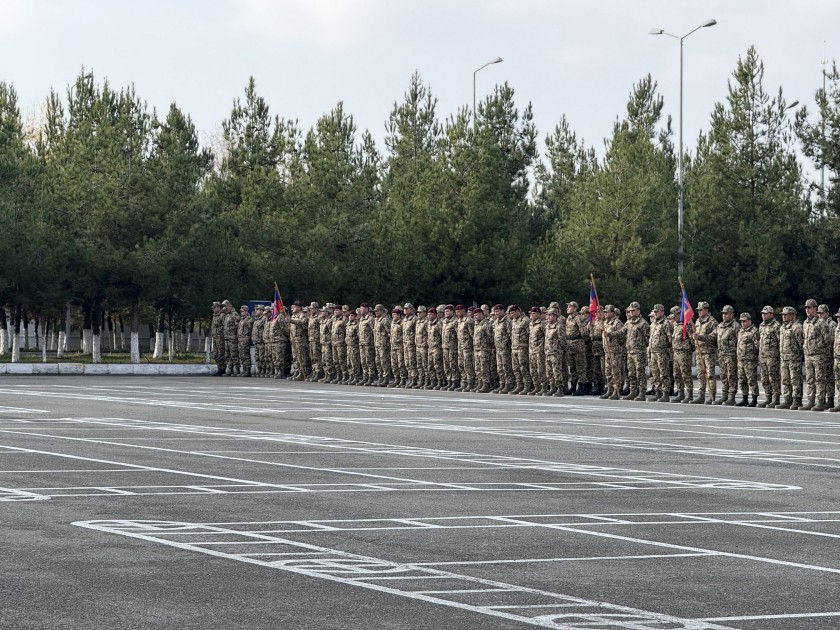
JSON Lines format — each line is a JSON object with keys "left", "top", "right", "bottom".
{"left": 650, "top": 19, "right": 716, "bottom": 280}
{"left": 473, "top": 57, "right": 503, "bottom": 126}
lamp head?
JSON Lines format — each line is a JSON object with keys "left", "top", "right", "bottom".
{"left": 701, "top": 19, "right": 717, "bottom": 27}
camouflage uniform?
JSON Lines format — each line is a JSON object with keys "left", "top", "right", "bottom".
{"left": 528, "top": 309, "right": 546, "bottom": 395}
{"left": 389, "top": 309, "right": 406, "bottom": 387}
{"left": 544, "top": 308, "right": 566, "bottom": 397}
{"left": 358, "top": 307, "right": 376, "bottom": 385}
{"left": 289, "top": 306, "right": 310, "bottom": 380}
{"left": 307, "top": 303, "right": 321, "bottom": 380}
{"left": 832, "top": 309, "right": 840, "bottom": 412}
{"left": 210, "top": 303, "right": 226, "bottom": 375}
{"left": 493, "top": 307, "right": 514, "bottom": 393}
{"left": 345, "top": 312, "right": 361, "bottom": 384}
{"left": 802, "top": 299, "right": 832, "bottom": 410}
{"left": 758, "top": 307, "right": 782, "bottom": 408}
{"left": 472, "top": 312, "right": 494, "bottom": 393}
{"left": 565, "top": 302, "right": 587, "bottom": 394}
{"left": 622, "top": 302, "right": 649, "bottom": 401}
{"left": 821, "top": 306, "right": 837, "bottom": 409}
{"left": 237, "top": 306, "right": 254, "bottom": 376}
{"left": 442, "top": 307, "right": 459, "bottom": 390}
{"left": 590, "top": 315, "right": 606, "bottom": 395}
{"left": 415, "top": 307, "right": 429, "bottom": 387}
{"left": 331, "top": 307, "right": 347, "bottom": 384}
{"left": 778, "top": 307, "right": 805, "bottom": 409}
{"left": 603, "top": 307, "right": 626, "bottom": 399}
{"left": 402, "top": 305, "right": 418, "bottom": 387}
{"left": 373, "top": 306, "right": 392, "bottom": 386}
{"left": 426, "top": 309, "right": 445, "bottom": 388}
{"left": 269, "top": 314, "right": 289, "bottom": 378}
{"left": 509, "top": 308, "right": 532, "bottom": 394}
{"left": 456, "top": 308, "right": 476, "bottom": 391}
{"left": 715, "top": 307, "right": 739, "bottom": 406}
{"left": 647, "top": 305, "right": 672, "bottom": 402}
{"left": 692, "top": 306, "right": 718, "bottom": 404}
{"left": 581, "top": 309, "right": 594, "bottom": 389}
{"left": 222, "top": 301, "right": 240, "bottom": 375}
{"left": 736, "top": 314, "right": 760, "bottom": 405}
{"left": 319, "top": 310, "right": 334, "bottom": 381}
{"left": 671, "top": 309, "right": 694, "bottom": 403}
{"left": 251, "top": 306, "right": 267, "bottom": 376}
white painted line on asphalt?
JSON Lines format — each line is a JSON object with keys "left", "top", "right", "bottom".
{"left": 701, "top": 611, "right": 840, "bottom": 622}
{"left": 0, "top": 407, "right": 50, "bottom": 413}
{"left": 73, "top": 519, "right": 736, "bottom": 630}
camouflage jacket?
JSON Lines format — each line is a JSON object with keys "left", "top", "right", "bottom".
{"left": 402, "top": 315, "right": 417, "bottom": 348}
{"left": 528, "top": 319, "right": 545, "bottom": 353}
{"left": 510, "top": 316, "right": 530, "bottom": 350}
{"left": 624, "top": 316, "right": 649, "bottom": 354}
{"left": 306, "top": 315, "right": 319, "bottom": 346}
{"left": 269, "top": 316, "right": 288, "bottom": 343}
{"left": 544, "top": 321, "right": 565, "bottom": 357}
{"left": 211, "top": 312, "right": 225, "bottom": 339}
{"left": 237, "top": 314, "right": 253, "bottom": 342}
{"left": 648, "top": 318, "right": 672, "bottom": 353}
{"left": 671, "top": 319, "right": 693, "bottom": 352}
{"left": 289, "top": 312, "right": 308, "bottom": 343}
{"left": 758, "top": 319, "right": 781, "bottom": 359}
{"left": 457, "top": 316, "right": 475, "bottom": 351}
{"left": 442, "top": 316, "right": 458, "bottom": 350}
{"left": 565, "top": 313, "right": 586, "bottom": 346}
{"left": 223, "top": 312, "right": 240, "bottom": 340}
{"left": 358, "top": 314, "right": 374, "bottom": 346}
{"left": 590, "top": 318, "right": 605, "bottom": 356}
{"left": 716, "top": 320, "right": 738, "bottom": 356}
{"left": 473, "top": 318, "right": 493, "bottom": 354}
{"left": 492, "top": 316, "right": 512, "bottom": 353}
{"left": 737, "top": 324, "right": 759, "bottom": 361}
{"left": 345, "top": 319, "right": 359, "bottom": 347}
{"left": 803, "top": 316, "right": 831, "bottom": 357}
{"left": 331, "top": 315, "right": 346, "bottom": 345}
{"left": 252, "top": 316, "right": 266, "bottom": 344}
{"left": 780, "top": 320, "right": 804, "bottom": 361}
{"left": 390, "top": 317, "right": 404, "bottom": 348}
{"left": 374, "top": 315, "right": 391, "bottom": 350}
{"left": 415, "top": 318, "right": 428, "bottom": 350}
{"left": 693, "top": 315, "right": 718, "bottom": 354}
{"left": 604, "top": 318, "right": 625, "bottom": 355}
{"left": 426, "top": 318, "right": 442, "bottom": 352}
{"left": 319, "top": 316, "right": 332, "bottom": 346}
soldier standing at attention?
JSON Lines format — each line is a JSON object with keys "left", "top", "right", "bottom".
{"left": 528, "top": 306, "right": 546, "bottom": 395}
{"left": 691, "top": 301, "right": 718, "bottom": 405}
{"left": 735, "top": 312, "right": 759, "bottom": 407}
{"left": 456, "top": 306, "right": 476, "bottom": 391}
{"left": 544, "top": 307, "right": 565, "bottom": 397}
{"left": 565, "top": 301, "right": 587, "bottom": 395}
{"left": 622, "top": 302, "right": 649, "bottom": 401}
{"left": 251, "top": 305, "right": 266, "bottom": 376}
{"left": 590, "top": 307, "right": 606, "bottom": 396}
{"left": 288, "top": 301, "right": 310, "bottom": 381}
{"left": 508, "top": 305, "right": 532, "bottom": 395}
{"left": 221, "top": 300, "right": 240, "bottom": 375}
{"left": 402, "top": 303, "right": 419, "bottom": 388}
{"left": 358, "top": 303, "right": 375, "bottom": 385}
{"left": 211, "top": 301, "right": 226, "bottom": 376}
{"left": 426, "top": 307, "right": 445, "bottom": 389}
{"left": 472, "top": 307, "right": 494, "bottom": 393}
{"left": 415, "top": 306, "right": 429, "bottom": 388}
{"left": 647, "top": 304, "right": 672, "bottom": 402}
{"left": 269, "top": 305, "right": 289, "bottom": 379}
{"left": 237, "top": 305, "right": 254, "bottom": 377}
{"left": 715, "top": 305, "right": 738, "bottom": 406}
{"left": 778, "top": 306, "right": 805, "bottom": 410}
{"left": 261, "top": 307, "right": 273, "bottom": 377}
{"left": 757, "top": 306, "right": 782, "bottom": 408}
{"left": 802, "top": 299, "right": 831, "bottom": 411}
{"left": 318, "top": 307, "right": 334, "bottom": 383}
{"left": 331, "top": 304, "right": 347, "bottom": 384}
{"left": 832, "top": 308, "right": 840, "bottom": 412}
{"left": 345, "top": 308, "right": 361, "bottom": 384}
{"left": 389, "top": 307, "right": 406, "bottom": 387}
{"left": 307, "top": 302, "right": 321, "bottom": 381}
{"left": 373, "top": 304, "right": 392, "bottom": 387}
{"left": 602, "top": 306, "right": 625, "bottom": 400}
{"left": 442, "top": 305, "right": 459, "bottom": 391}
{"left": 492, "top": 304, "right": 513, "bottom": 394}
{"left": 671, "top": 305, "right": 693, "bottom": 403}
{"left": 819, "top": 304, "right": 836, "bottom": 410}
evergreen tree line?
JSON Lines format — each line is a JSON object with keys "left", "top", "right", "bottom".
{"left": 1, "top": 46, "right": 838, "bottom": 361}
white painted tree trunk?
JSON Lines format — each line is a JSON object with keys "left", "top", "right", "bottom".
{"left": 0, "top": 328, "right": 7, "bottom": 355}
{"left": 152, "top": 332, "right": 165, "bottom": 359}
{"left": 204, "top": 336, "right": 211, "bottom": 364}
{"left": 41, "top": 327, "right": 47, "bottom": 362}
{"left": 82, "top": 329, "right": 92, "bottom": 354}
{"left": 186, "top": 330, "right": 193, "bottom": 352}
{"left": 167, "top": 332, "right": 173, "bottom": 362}
{"left": 57, "top": 331, "right": 66, "bottom": 358}
{"left": 11, "top": 330, "right": 20, "bottom": 362}
{"left": 92, "top": 334, "right": 101, "bottom": 363}
{"left": 130, "top": 331, "right": 140, "bottom": 364}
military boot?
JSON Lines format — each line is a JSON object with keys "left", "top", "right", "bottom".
{"left": 682, "top": 391, "right": 694, "bottom": 404}
{"left": 634, "top": 390, "right": 647, "bottom": 401}
{"left": 714, "top": 389, "right": 728, "bottom": 405}
{"left": 599, "top": 387, "right": 611, "bottom": 400}
{"left": 703, "top": 391, "right": 715, "bottom": 404}
{"left": 748, "top": 395, "right": 758, "bottom": 407}
{"left": 725, "top": 391, "right": 736, "bottom": 406}
{"left": 777, "top": 396, "right": 791, "bottom": 409}
{"left": 621, "top": 389, "right": 637, "bottom": 401}
{"left": 555, "top": 387, "right": 566, "bottom": 398}
{"left": 477, "top": 381, "right": 491, "bottom": 394}
{"left": 690, "top": 392, "right": 705, "bottom": 404}
{"left": 673, "top": 389, "right": 685, "bottom": 403}
{"left": 828, "top": 396, "right": 835, "bottom": 409}
{"left": 574, "top": 383, "right": 586, "bottom": 396}
{"left": 520, "top": 382, "right": 533, "bottom": 395}
{"left": 830, "top": 403, "right": 840, "bottom": 412}
{"left": 657, "top": 391, "right": 670, "bottom": 402}
{"left": 800, "top": 398, "right": 815, "bottom": 411}
{"left": 812, "top": 397, "right": 827, "bottom": 412}
{"left": 757, "top": 396, "right": 769, "bottom": 409}
{"left": 735, "top": 394, "right": 749, "bottom": 407}
{"left": 789, "top": 396, "right": 801, "bottom": 411}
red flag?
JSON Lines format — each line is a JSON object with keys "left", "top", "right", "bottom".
{"left": 271, "top": 286, "right": 285, "bottom": 321}
{"left": 589, "top": 279, "right": 599, "bottom": 323}
{"left": 680, "top": 286, "right": 695, "bottom": 339}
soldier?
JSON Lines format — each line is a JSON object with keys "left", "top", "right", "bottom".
{"left": 288, "top": 301, "right": 310, "bottom": 381}
{"left": 331, "top": 304, "right": 348, "bottom": 384}
{"left": 237, "top": 305, "right": 254, "bottom": 376}
{"left": 389, "top": 307, "right": 406, "bottom": 387}
{"left": 735, "top": 312, "right": 760, "bottom": 407}
{"left": 819, "top": 304, "right": 836, "bottom": 410}
{"left": 492, "top": 304, "right": 514, "bottom": 394}
{"left": 318, "top": 307, "right": 334, "bottom": 382}
{"left": 402, "top": 303, "right": 419, "bottom": 388}
{"left": 269, "top": 306, "right": 290, "bottom": 379}
{"left": 345, "top": 308, "right": 361, "bottom": 384}
{"left": 832, "top": 308, "right": 840, "bottom": 412}
{"left": 671, "top": 305, "right": 694, "bottom": 403}
{"left": 508, "top": 305, "right": 532, "bottom": 394}
{"left": 358, "top": 303, "right": 376, "bottom": 385}
{"left": 221, "top": 300, "right": 240, "bottom": 375}
{"left": 426, "top": 307, "right": 445, "bottom": 389}
{"left": 415, "top": 306, "right": 429, "bottom": 388}
{"left": 456, "top": 305, "right": 476, "bottom": 391}
{"left": 544, "top": 307, "right": 565, "bottom": 397}
{"left": 307, "top": 302, "right": 321, "bottom": 381}
{"left": 251, "top": 305, "right": 267, "bottom": 376}
{"left": 565, "top": 301, "right": 587, "bottom": 395}
{"left": 589, "top": 307, "right": 606, "bottom": 396}
{"left": 622, "top": 301, "right": 649, "bottom": 401}
{"left": 647, "top": 304, "right": 672, "bottom": 402}
{"left": 441, "top": 305, "right": 459, "bottom": 390}
{"left": 758, "top": 306, "right": 782, "bottom": 408}
{"left": 210, "top": 301, "right": 226, "bottom": 376}
{"left": 472, "top": 307, "right": 494, "bottom": 393}
{"left": 778, "top": 306, "right": 805, "bottom": 410}
{"left": 691, "top": 301, "right": 718, "bottom": 405}
{"left": 373, "top": 304, "right": 392, "bottom": 386}
{"left": 528, "top": 306, "right": 546, "bottom": 395}
{"left": 714, "top": 305, "right": 738, "bottom": 406}
{"left": 580, "top": 306, "right": 594, "bottom": 393}
{"left": 602, "top": 305, "right": 625, "bottom": 400}
{"left": 802, "top": 298, "right": 832, "bottom": 411}
{"left": 261, "top": 306, "right": 273, "bottom": 377}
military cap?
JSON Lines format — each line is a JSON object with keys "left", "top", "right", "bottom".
{"left": 653, "top": 303, "right": 665, "bottom": 312}
{"left": 427, "top": 306, "right": 438, "bottom": 314}
{"left": 255, "top": 304, "right": 264, "bottom": 310}
{"left": 549, "top": 301, "right": 560, "bottom": 309}
{"left": 404, "top": 302, "right": 414, "bottom": 310}
{"left": 529, "top": 306, "right": 540, "bottom": 314}
{"left": 540, "top": 306, "right": 547, "bottom": 313}
{"left": 507, "top": 304, "right": 520, "bottom": 313}
{"left": 359, "top": 302, "right": 369, "bottom": 308}
{"left": 567, "top": 301, "right": 579, "bottom": 309}
{"left": 444, "top": 304, "right": 454, "bottom": 311}
{"left": 546, "top": 307, "right": 558, "bottom": 315}
{"left": 626, "top": 301, "right": 641, "bottom": 311}
{"left": 292, "top": 300, "right": 302, "bottom": 307}
{"left": 804, "top": 298, "right": 818, "bottom": 308}
{"left": 348, "top": 309, "right": 357, "bottom": 316}
{"left": 333, "top": 304, "right": 342, "bottom": 310}
{"left": 342, "top": 304, "right": 349, "bottom": 311}
{"left": 391, "top": 307, "right": 403, "bottom": 314}
{"left": 818, "top": 303, "right": 829, "bottom": 313}
{"left": 480, "top": 304, "right": 489, "bottom": 311}
{"left": 468, "top": 306, "right": 477, "bottom": 313}
{"left": 417, "top": 305, "right": 427, "bottom": 312}
{"left": 580, "top": 305, "right": 589, "bottom": 313}
{"left": 604, "top": 304, "right": 614, "bottom": 313}
{"left": 697, "top": 301, "right": 710, "bottom": 309}
{"left": 211, "top": 301, "right": 221, "bottom": 308}
{"left": 310, "top": 301, "right": 320, "bottom": 309}
{"left": 760, "top": 305, "right": 774, "bottom": 314}
{"left": 739, "top": 312, "right": 752, "bottom": 320}
{"left": 221, "top": 299, "right": 232, "bottom": 307}
{"left": 782, "top": 306, "right": 796, "bottom": 315}
{"left": 455, "top": 304, "right": 465, "bottom": 311}
{"left": 670, "top": 306, "right": 680, "bottom": 315}
{"left": 240, "top": 304, "right": 249, "bottom": 311}
{"left": 374, "top": 303, "right": 385, "bottom": 312}
{"left": 492, "top": 303, "right": 504, "bottom": 311}
{"left": 721, "top": 305, "right": 734, "bottom": 313}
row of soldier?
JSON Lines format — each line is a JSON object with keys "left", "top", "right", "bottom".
{"left": 207, "top": 297, "right": 840, "bottom": 412}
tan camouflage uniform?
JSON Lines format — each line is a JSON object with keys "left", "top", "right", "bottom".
{"left": 237, "top": 307, "right": 253, "bottom": 376}
{"left": 758, "top": 307, "right": 782, "bottom": 408}
{"left": 715, "top": 307, "right": 739, "bottom": 405}
{"left": 493, "top": 308, "right": 514, "bottom": 393}
{"left": 736, "top": 314, "right": 760, "bottom": 404}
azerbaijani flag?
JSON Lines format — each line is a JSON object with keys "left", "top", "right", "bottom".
{"left": 680, "top": 285, "right": 695, "bottom": 339}
{"left": 589, "top": 279, "right": 599, "bottom": 323}
{"left": 271, "top": 286, "right": 285, "bottom": 321}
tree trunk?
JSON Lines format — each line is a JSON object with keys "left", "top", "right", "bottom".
{"left": 0, "top": 305, "right": 7, "bottom": 355}
{"left": 11, "top": 304, "right": 22, "bottom": 363}
{"left": 91, "top": 303, "right": 102, "bottom": 363}
{"left": 104, "top": 312, "right": 112, "bottom": 351}
{"left": 152, "top": 309, "right": 165, "bottom": 359}
{"left": 24, "top": 311, "right": 30, "bottom": 351}
{"left": 82, "top": 303, "right": 92, "bottom": 355}
{"left": 167, "top": 311, "right": 174, "bottom": 363}
{"left": 130, "top": 299, "right": 140, "bottom": 364}
{"left": 41, "top": 318, "right": 48, "bottom": 363}
{"left": 148, "top": 323, "right": 155, "bottom": 352}
{"left": 186, "top": 319, "right": 194, "bottom": 352}
{"left": 118, "top": 313, "right": 125, "bottom": 350}
{"left": 58, "top": 304, "right": 71, "bottom": 357}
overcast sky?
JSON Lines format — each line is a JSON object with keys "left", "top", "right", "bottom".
{"left": 1, "top": 0, "right": 836, "bottom": 162}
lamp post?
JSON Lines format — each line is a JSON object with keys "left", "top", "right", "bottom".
{"left": 649, "top": 19, "right": 716, "bottom": 280}
{"left": 473, "top": 57, "right": 503, "bottom": 126}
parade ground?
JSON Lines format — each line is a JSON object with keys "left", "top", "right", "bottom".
{"left": 1, "top": 376, "right": 839, "bottom": 630}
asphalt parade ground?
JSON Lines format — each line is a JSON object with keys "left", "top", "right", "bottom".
{"left": 1, "top": 376, "right": 839, "bottom": 630}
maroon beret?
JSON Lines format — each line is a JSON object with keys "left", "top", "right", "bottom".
{"left": 455, "top": 304, "right": 465, "bottom": 311}
{"left": 492, "top": 304, "right": 504, "bottom": 311}
{"left": 359, "top": 302, "right": 369, "bottom": 308}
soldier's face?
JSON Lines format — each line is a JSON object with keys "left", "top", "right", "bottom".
{"left": 806, "top": 306, "right": 816, "bottom": 317}
{"left": 566, "top": 306, "right": 575, "bottom": 315}
{"left": 740, "top": 319, "right": 750, "bottom": 328}
{"left": 547, "top": 314, "right": 557, "bottom": 323}
{"left": 473, "top": 312, "right": 482, "bottom": 321}
{"left": 762, "top": 312, "right": 773, "bottom": 321}
{"left": 654, "top": 310, "right": 664, "bottom": 320}
{"left": 418, "top": 311, "right": 426, "bottom": 319}
{"left": 819, "top": 311, "right": 829, "bottom": 320}
{"left": 698, "top": 308, "right": 708, "bottom": 317}
{"left": 723, "top": 312, "right": 733, "bottom": 321}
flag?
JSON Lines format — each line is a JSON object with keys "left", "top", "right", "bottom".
{"left": 589, "top": 279, "right": 599, "bottom": 323}
{"left": 271, "top": 286, "right": 285, "bottom": 321}
{"left": 680, "top": 285, "right": 695, "bottom": 339}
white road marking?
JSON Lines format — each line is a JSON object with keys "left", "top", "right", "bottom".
{"left": 701, "top": 611, "right": 840, "bottom": 621}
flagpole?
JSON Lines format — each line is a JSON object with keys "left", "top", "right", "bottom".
{"left": 678, "top": 276, "right": 693, "bottom": 339}
{"left": 591, "top": 274, "right": 618, "bottom": 395}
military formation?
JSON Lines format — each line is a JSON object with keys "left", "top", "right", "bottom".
{"left": 208, "top": 297, "right": 840, "bottom": 412}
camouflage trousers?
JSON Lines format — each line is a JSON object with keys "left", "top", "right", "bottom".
{"left": 254, "top": 342, "right": 266, "bottom": 371}
{"left": 805, "top": 354, "right": 829, "bottom": 401}
{"left": 238, "top": 339, "right": 252, "bottom": 373}
{"left": 496, "top": 347, "right": 513, "bottom": 387}
{"left": 404, "top": 344, "right": 418, "bottom": 381}
{"left": 321, "top": 341, "right": 334, "bottom": 377}
{"left": 309, "top": 340, "right": 321, "bottom": 375}
{"left": 416, "top": 346, "right": 428, "bottom": 382}
{"left": 649, "top": 351, "right": 671, "bottom": 393}
{"left": 781, "top": 359, "right": 803, "bottom": 400}
{"left": 212, "top": 336, "right": 226, "bottom": 371}
{"left": 567, "top": 340, "right": 586, "bottom": 384}
{"left": 375, "top": 344, "right": 391, "bottom": 380}
{"left": 592, "top": 351, "right": 605, "bottom": 388}
{"left": 460, "top": 346, "right": 476, "bottom": 382}
{"left": 672, "top": 350, "right": 693, "bottom": 393}
{"left": 391, "top": 344, "right": 406, "bottom": 379}
{"left": 475, "top": 351, "right": 491, "bottom": 385}
{"left": 360, "top": 343, "right": 375, "bottom": 380}
{"left": 585, "top": 342, "right": 594, "bottom": 383}
{"left": 224, "top": 336, "right": 239, "bottom": 369}
{"left": 511, "top": 347, "right": 531, "bottom": 386}
{"left": 529, "top": 349, "right": 545, "bottom": 388}
{"left": 626, "top": 352, "right": 647, "bottom": 393}
{"left": 738, "top": 358, "right": 759, "bottom": 396}
{"left": 545, "top": 352, "right": 564, "bottom": 389}
{"left": 697, "top": 352, "right": 716, "bottom": 399}
{"left": 271, "top": 340, "right": 288, "bottom": 375}
{"left": 719, "top": 354, "right": 737, "bottom": 394}
{"left": 428, "top": 349, "right": 445, "bottom": 382}
{"left": 347, "top": 345, "right": 361, "bottom": 379}
{"left": 834, "top": 359, "right": 840, "bottom": 401}
{"left": 760, "top": 356, "right": 781, "bottom": 398}
{"left": 604, "top": 349, "right": 625, "bottom": 392}
{"left": 442, "top": 345, "right": 457, "bottom": 382}
{"left": 292, "top": 339, "right": 310, "bottom": 376}
{"left": 332, "top": 343, "right": 347, "bottom": 378}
